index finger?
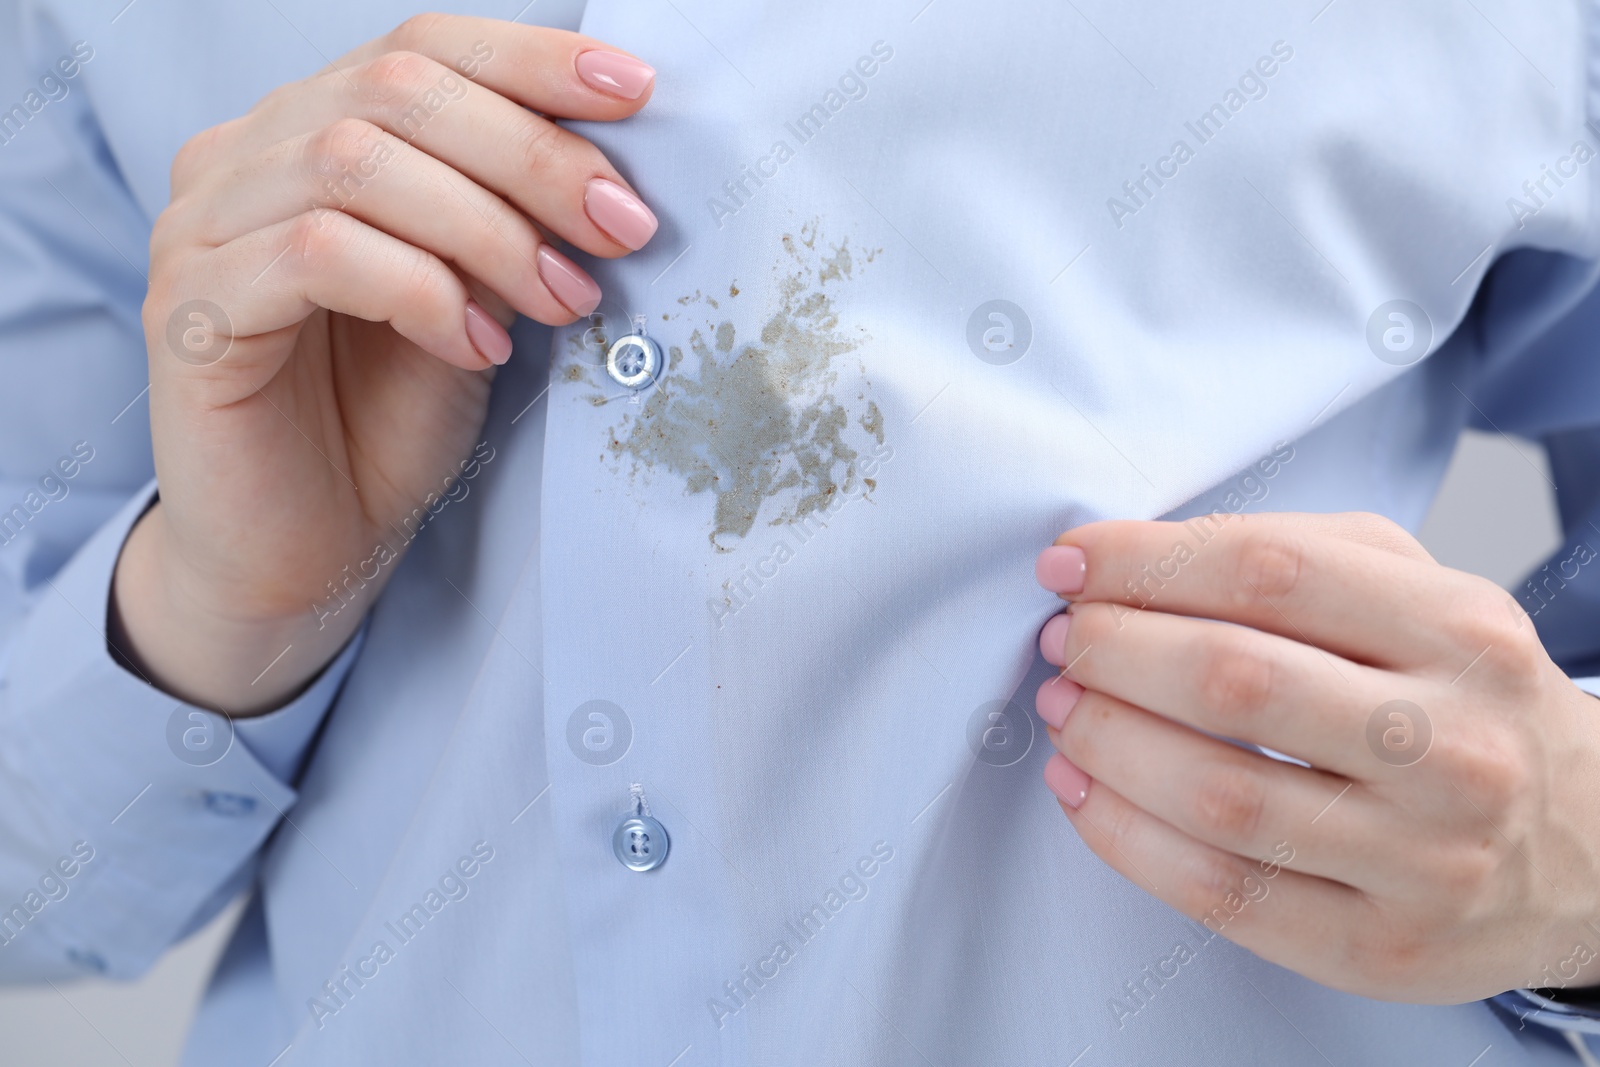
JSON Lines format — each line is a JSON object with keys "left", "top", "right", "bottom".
{"left": 340, "top": 14, "right": 655, "bottom": 118}
{"left": 1041, "top": 513, "right": 1492, "bottom": 671}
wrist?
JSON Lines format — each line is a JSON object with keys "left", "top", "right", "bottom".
{"left": 111, "top": 503, "right": 365, "bottom": 716}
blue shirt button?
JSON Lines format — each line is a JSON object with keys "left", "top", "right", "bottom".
{"left": 201, "top": 791, "right": 257, "bottom": 817}
{"left": 66, "top": 947, "right": 107, "bottom": 973}
{"left": 605, "top": 332, "right": 662, "bottom": 390}
{"left": 612, "top": 815, "right": 669, "bottom": 872}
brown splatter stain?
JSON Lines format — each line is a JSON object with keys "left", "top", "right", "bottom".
{"left": 563, "top": 364, "right": 585, "bottom": 383}
{"left": 605, "top": 222, "right": 880, "bottom": 551}
{"left": 729, "top": 281, "right": 741, "bottom": 297}
{"left": 818, "top": 241, "right": 853, "bottom": 286}
{"left": 860, "top": 401, "right": 884, "bottom": 444}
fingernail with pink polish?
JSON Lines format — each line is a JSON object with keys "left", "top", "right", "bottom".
{"left": 1044, "top": 753, "right": 1091, "bottom": 809}
{"left": 1036, "top": 545, "right": 1086, "bottom": 595}
{"left": 464, "top": 300, "right": 512, "bottom": 366}
{"left": 1035, "top": 676, "right": 1084, "bottom": 730}
{"left": 1038, "top": 613, "right": 1071, "bottom": 668}
{"left": 536, "top": 246, "right": 602, "bottom": 317}
{"left": 585, "top": 178, "right": 658, "bottom": 251}
{"left": 575, "top": 51, "right": 656, "bottom": 100}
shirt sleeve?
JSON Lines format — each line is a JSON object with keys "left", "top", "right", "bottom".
{"left": 0, "top": 483, "right": 363, "bottom": 982}
{"left": 0, "top": 5, "right": 359, "bottom": 983}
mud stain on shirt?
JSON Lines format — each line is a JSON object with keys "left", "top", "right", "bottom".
{"left": 602, "top": 222, "right": 882, "bottom": 551}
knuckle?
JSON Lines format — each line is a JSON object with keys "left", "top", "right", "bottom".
{"left": 1174, "top": 852, "right": 1250, "bottom": 927}
{"left": 1450, "top": 578, "right": 1546, "bottom": 677}
{"left": 168, "top": 139, "right": 203, "bottom": 189}
{"left": 396, "top": 246, "right": 452, "bottom": 309}
{"left": 169, "top": 120, "right": 232, "bottom": 191}
{"left": 463, "top": 200, "right": 538, "bottom": 273}
{"left": 140, "top": 274, "right": 176, "bottom": 337}
{"left": 148, "top": 202, "right": 190, "bottom": 261}
{"left": 358, "top": 50, "right": 438, "bottom": 113}
{"left": 1089, "top": 788, "right": 1143, "bottom": 859}
{"left": 305, "top": 118, "right": 384, "bottom": 182}
{"left": 1057, "top": 691, "right": 1112, "bottom": 768}
{"left": 1191, "top": 764, "right": 1268, "bottom": 843}
{"left": 143, "top": 252, "right": 196, "bottom": 315}
{"left": 1345, "top": 511, "right": 1422, "bottom": 555}
{"left": 1446, "top": 728, "right": 1529, "bottom": 815}
{"left": 1456, "top": 579, "right": 1519, "bottom": 642}
{"left": 1233, "top": 531, "right": 1308, "bottom": 604}
{"left": 1347, "top": 510, "right": 1398, "bottom": 531}
{"left": 1491, "top": 624, "right": 1547, "bottom": 679}
{"left": 286, "top": 210, "right": 352, "bottom": 271}
{"left": 1484, "top": 632, "right": 1546, "bottom": 685}
{"left": 507, "top": 233, "right": 546, "bottom": 293}
{"left": 1196, "top": 633, "right": 1275, "bottom": 725}
{"left": 390, "top": 12, "right": 449, "bottom": 51}
{"left": 142, "top": 257, "right": 175, "bottom": 303}
{"left": 1067, "top": 603, "right": 1117, "bottom": 658}
{"left": 511, "top": 116, "right": 571, "bottom": 176}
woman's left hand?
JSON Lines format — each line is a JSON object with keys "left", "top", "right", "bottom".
{"left": 1033, "top": 511, "right": 1600, "bottom": 1002}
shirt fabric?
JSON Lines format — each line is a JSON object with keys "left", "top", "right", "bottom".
{"left": 4, "top": 0, "right": 1600, "bottom": 1064}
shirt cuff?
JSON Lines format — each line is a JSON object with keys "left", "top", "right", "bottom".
{"left": 0, "top": 481, "right": 360, "bottom": 979}
{"left": 1574, "top": 677, "right": 1600, "bottom": 699}
{"left": 232, "top": 629, "right": 363, "bottom": 785}
{"left": 1490, "top": 988, "right": 1600, "bottom": 1038}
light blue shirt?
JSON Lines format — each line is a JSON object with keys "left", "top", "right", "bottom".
{"left": 5, "top": 0, "right": 1600, "bottom": 1064}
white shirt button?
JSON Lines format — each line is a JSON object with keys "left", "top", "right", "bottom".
{"left": 612, "top": 815, "right": 669, "bottom": 872}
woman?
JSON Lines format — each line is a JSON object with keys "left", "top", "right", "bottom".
{"left": 4, "top": 1, "right": 1600, "bottom": 1063}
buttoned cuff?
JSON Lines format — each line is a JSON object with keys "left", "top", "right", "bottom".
{"left": 0, "top": 481, "right": 361, "bottom": 980}
{"left": 1491, "top": 988, "right": 1600, "bottom": 1039}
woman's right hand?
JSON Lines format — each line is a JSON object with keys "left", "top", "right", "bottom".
{"left": 116, "top": 15, "right": 658, "bottom": 714}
